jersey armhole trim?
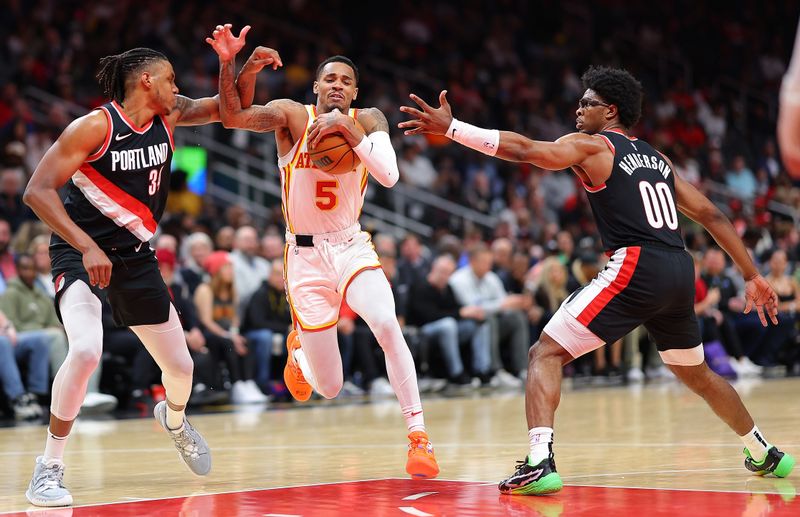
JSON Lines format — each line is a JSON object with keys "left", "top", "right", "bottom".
{"left": 86, "top": 107, "right": 113, "bottom": 162}
{"left": 583, "top": 181, "right": 607, "bottom": 193}
{"left": 596, "top": 133, "right": 615, "bottom": 155}
{"left": 160, "top": 115, "right": 175, "bottom": 151}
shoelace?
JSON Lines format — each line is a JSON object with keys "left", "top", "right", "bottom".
{"left": 39, "top": 463, "right": 65, "bottom": 490}
{"left": 409, "top": 437, "right": 432, "bottom": 453}
{"left": 513, "top": 458, "right": 529, "bottom": 474}
{"left": 172, "top": 428, "right": 200, "bottom": 459}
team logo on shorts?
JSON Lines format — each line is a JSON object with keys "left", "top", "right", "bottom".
{"left": 54, "top": 273, "right": 66, "bottom": 293}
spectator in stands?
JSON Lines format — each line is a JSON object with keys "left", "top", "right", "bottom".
{"left": 194, "top": 251, "right": 266, "bottom": 404}
{"left": 260, "top": 234, "right": 285, "bottom": 261}
{"left": 398, "top": 139, "right": 437, "bottom": 189}
{"left": 230, "top": 225, "right": 271, "bottom": 312}
{"left": 0, "top": 166, "right": 34, "bottom": 232}
{"left": 214, "top": 225, "right": 235, "bottom": 252}
{"left": 165, "top": 170, "right": 203, "bottom": 217}
{"left": 701, "top": 248, "right": 763, "bottom": 375}
{"left": 180, "top": 232, "right": 213, "bottom": 296}
{"left": 0, "top": 217, "right": 15, "bottom": 293}
{"left": 725, "top": 155, "right": 758, "bottom": 200}
{"left": 28, "top": 234, "right": 53, "bottom": 298}
{"left": 757, "top": 249, "right": 799, "bottom": 367}
{"left": 241, "top": 259, "right": 292, "bottom": 393}
{"left": 397, "top": 233, "right": 430, "bottom": 290}
{"left": 449, "top": 243, "right": 529, "bottom": 386}
{"left": 0, "top": 253, "right": 118, "bottom": 412}
{"left": 0, "top": 308, "right": 45, "bottom": 420}
{"left": 407, "top": 254, "right": 491, "bottom": 386}
{"left": 491, "top": 238, "right": 514, "bottom": 287}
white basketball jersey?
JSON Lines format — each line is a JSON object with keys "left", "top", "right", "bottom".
{"left": 277, "top": 105, "right": 369, "bottom": 235}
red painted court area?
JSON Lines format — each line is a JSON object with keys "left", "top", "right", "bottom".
{"left": 12, "top": 479, "right": 800, "bottom": 516}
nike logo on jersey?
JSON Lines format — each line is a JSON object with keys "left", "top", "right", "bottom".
{"left": 115, "top": 133, "right": 132, "bottom": 141}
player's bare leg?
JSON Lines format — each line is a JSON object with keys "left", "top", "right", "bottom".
{"left": 669, "top": 362, "right": 794, "bottom": 477}
{"left": 500, "top": 334, "right": 571, "bottom": 495}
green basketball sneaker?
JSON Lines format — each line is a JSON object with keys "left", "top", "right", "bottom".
{"left": 499, "top": 448, "right": 563, "bottom": 496}
{"left": 744, "top": 446, "right": 795, "bottom": 478}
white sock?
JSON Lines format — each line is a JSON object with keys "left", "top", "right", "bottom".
{"left": 403, "top": 405, "right": 425, "bottom": 434}
{"left": 294, "top": 348, "right": 319, "bottom": 392}
{"left": 740, "top": 425, "right": 771, "bottom": 462}
{"left": 43, "top": 428, "right": 68, "bottom": 463}
{"left": 528, "top": 427, "right": 554, "bottom": 465}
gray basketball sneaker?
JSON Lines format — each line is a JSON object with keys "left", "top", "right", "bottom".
{"left": 26, "top": 456, "right": 73, "bottom": 507}
{"left": 154, "top": 401, "right": 211, "bottom": 476}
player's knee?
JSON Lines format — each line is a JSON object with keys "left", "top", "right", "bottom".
{"left": 167, "top": 356, "right": 194, "bottom": 380}
{"left": 529, "top": 335, "right": 570, "bottom": 365}
{"left": 371, "top": 316, "right": 401, "bottom": 345}
{"left": 69, "top": 345, "right": 102, "bottom": 370}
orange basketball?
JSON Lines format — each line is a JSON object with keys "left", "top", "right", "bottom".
{"left": 308, "top": 119, "right": 364, "bottom": 175}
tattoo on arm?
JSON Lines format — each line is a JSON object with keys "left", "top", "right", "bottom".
{"left": 236, "top": 71, "right": 257, "bottom": 109}
{"left": 361, "top": 107, "right": 390, "bottom": 133}
{"left": 219, "top": 60, "right": 243, "bottom": 118}
{"left": 175, "top": 95, "right": 217, "bottom": 125}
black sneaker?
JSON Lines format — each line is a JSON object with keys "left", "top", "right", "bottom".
{"left": 499, "top": 449, "right": 563, "bottom": 495}
{"left": 744, "top": 446, "right": 795, "bottom": 478}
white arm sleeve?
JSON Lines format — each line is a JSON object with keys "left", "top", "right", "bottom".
{"left": 352, "top": 131, "right": 399, "bottom": 188}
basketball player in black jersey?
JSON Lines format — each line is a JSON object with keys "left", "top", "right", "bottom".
{"left": 21, "top": 37, "right": 243, "bottom": 506}
{"left": 400, "top": 66, "right": 794, "bottom": 495}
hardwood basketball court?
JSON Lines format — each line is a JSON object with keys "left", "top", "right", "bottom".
{"left": 1, "top": 377, "right": 798, "bottom": 515}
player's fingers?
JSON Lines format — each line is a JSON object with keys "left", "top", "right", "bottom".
{"left": 769, "top": 304, "right": 779, "bottom": 325}
{"left": 100, "top": 264, "right": 111, "bottom": 289}
{"left": 205, "top": 37, "right": 215, "bottom": 46}
{"left": 398, "top": 120, "right": 424, "bottom": 129}
{"left": 409, "top": 93, "right": 434, "bottom": 112}
{"left": 755, "top": 304, "right": 768, "bottom": 327}
{"left": 399, "top": 106, "right": 425, "bottom": 118}
{"left": 239, "top": 25, "right": 251, "bottom": 40}
{"left": 439, "top": 90, "right": 449, "bottom": 108}
{"left": 404, "top": 127, "right": 425, "bottom": 136}
{"left": 86, "top": 267, "right": 97, "bottom": 287}
{"left": 743, "top": 296, "right": 752, "bottom": 314}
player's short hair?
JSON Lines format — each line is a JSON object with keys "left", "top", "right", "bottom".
{"left": 315, "top": 55, "right": 359, "bottom": 84}
{"left": 581, "top": 66, "right": 643, "bottom": 129}
{"left": 96, "top": 47, "right": 168, "bottom": 102}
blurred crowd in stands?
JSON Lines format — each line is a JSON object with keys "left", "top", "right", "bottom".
{"left": 0, "top": 1, "right": 798, "bottom": 421}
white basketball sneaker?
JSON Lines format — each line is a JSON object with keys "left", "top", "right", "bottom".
{"left": 153, "top": 401, "right": 211, "bottom": 476}
{"left": 26, "top": 456, "right": 73, "bottom": 507}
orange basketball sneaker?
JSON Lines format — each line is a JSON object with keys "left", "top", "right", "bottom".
{"left": 284, "top": 330, "right": 313, "bottom": 402}
{"left": 406, "top": 431, "right": 440, "bottom": 479}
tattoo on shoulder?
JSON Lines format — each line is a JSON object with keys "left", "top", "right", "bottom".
{"left": 360, "top": 107, "right": 389, "bottom": 133}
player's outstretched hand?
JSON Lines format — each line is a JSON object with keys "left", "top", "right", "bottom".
{"left": 205, "top": 23, "right": 250, "bottom": 62}
{"left": 241, "top": 46, "right": 283, "bottom": 75}
{"left": 743, "top": 274, "right": 779, "bottom": 326}
{"left": 398, "top": 90, "right": 453, "bottom": 136}
{"left": 82, "top": 245, "right": 112, "bottom": 289}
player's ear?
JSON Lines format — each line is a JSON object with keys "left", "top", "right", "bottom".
{"left": 353, "top": 86, "right": 358, "bottom": 101}
{"left": 606, "top": 104, "right": 617, "bottom": 121}
{"left": 313, "top": 80, "right": 319, "bottom": 95}
{"left": 141, "top": 72, "right": 152, "bottom": 89}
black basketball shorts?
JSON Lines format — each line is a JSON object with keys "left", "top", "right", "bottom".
{"left": 51, "top": 242, "right": 171, "bottom": 327}
{"left": 544, "top": 245, "right": 703, "bottom": 364}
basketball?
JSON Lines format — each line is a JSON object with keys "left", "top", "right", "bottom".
{"left": 308, "top": 119, "right": 364, "bottom": 175}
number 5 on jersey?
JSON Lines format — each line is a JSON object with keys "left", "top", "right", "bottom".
{"left": 315, "top": 180, "right": 339, "bottom": 210}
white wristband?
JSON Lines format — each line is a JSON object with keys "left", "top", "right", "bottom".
{"left": 446, "top": 118, "right": 499, "bottom": 156}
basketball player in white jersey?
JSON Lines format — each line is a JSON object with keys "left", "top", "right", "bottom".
{"left": 207, "top": 25, "right": 439, "bottom": 478}
{"left": 779, "top": 17, "right": 800, "bottom": 178}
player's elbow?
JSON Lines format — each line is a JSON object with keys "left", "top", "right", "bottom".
{"left": 22, "top": 184, "right": 41, "bottom": 210}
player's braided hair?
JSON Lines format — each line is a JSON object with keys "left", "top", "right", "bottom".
{"left": 581, "top": 66, "right": 643, "bottom": 129}
{"left": 96, "top": 48, "right": 168, "bottom": 103}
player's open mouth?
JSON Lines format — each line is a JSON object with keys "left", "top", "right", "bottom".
{"left": 329, "top": 93, "right": 344, "bottom": 101}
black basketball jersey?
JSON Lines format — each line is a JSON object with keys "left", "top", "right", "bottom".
{"left": 582, "top": 129, "right": 685, "bottom": 251}
{"left": 52, "top": 100, "right": 173, "bottom": 251}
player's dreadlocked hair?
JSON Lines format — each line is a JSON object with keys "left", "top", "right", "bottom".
{"left": 96, "top": 48, "right": 168, "bottom": 103}
{"left": 581, "top": 66, "right": 643, "bottom": 129}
